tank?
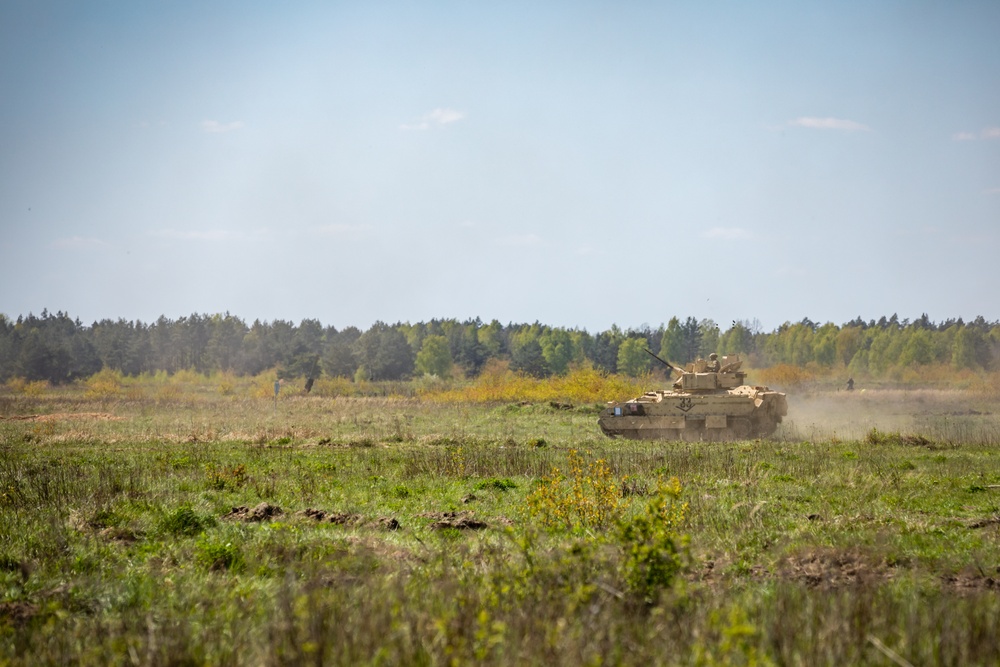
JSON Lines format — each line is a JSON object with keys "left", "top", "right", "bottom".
{"left": 598, "top": 352, "right": 787, "bottom": 441}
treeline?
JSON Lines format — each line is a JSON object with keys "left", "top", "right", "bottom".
{"left": 1, "top": 310, "right": 998, "bottom": 385}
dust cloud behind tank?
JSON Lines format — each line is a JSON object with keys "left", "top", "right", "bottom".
{"left": 598, "top": 353, "right": 787, "bottom": 441}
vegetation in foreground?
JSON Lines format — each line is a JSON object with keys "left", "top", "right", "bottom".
{"left": 2, "top": 382, "right": 1000, "bottom": 665}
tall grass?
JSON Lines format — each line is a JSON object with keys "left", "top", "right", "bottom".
{"left": 2, "top": 382, "right": 1000, "bottom": 664}
{"left": 421, "top": 363, "right": 647, "bottom": 404}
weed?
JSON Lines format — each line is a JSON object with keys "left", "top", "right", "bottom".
{"left": 474, "top": 478, "right": 518, "bottom": 492}
{"left": 196, "top": 537, "right": 244, "bottom": 572}
{"left": 205, "top": 464, "right": 248, "bottom": 491}
{"left": 159, "top": 506, "right": 214, "bottom": 536}
{"left": 446, "top": 447, "right": 467, "bottom": 478}
{"left": 526, "top": 450, "right": 623, "bottom": 532}
{"left": 618, "top": 477, "right": 688, "bottom": 602}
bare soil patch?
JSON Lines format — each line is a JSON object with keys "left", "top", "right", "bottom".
{"left": 298, "top": 508, "right": 400, "bottom": 530}
{"left": 299, "top": 508, "right": 364, "bottom": 525}
{"left": 418, "top": 510, "right": 488, "bottom": 530}
{"left": 942, "top": 567, "right": 1000, "bottom": 591}
{"left": 225, "top": 502, "right": 283, "bottom": 522}
{"left": 778, "top": 549, "right": 895, "bottom": 588}
{"left": 967, "top": 515, "right": 1000, "bottom": 529}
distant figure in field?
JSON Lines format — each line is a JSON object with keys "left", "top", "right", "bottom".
{"left": 706, "top": 353, "right": 720, "bottom": 373}
{"left": 846, "top": 377, "right": 854, "bottom": 391}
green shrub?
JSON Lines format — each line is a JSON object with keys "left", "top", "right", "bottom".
{"left": 159, "top": 506, "right": 214, "bottom": 536}
{"left": 618, "top": 477, "right": 688, "bottom": 602}
{"left": 526, "top": 450, "right": 622, "bottom": 532}
{"left": 196, "top": 537, "right": 244, "bottom": 572}
{"left": 473, "top": 477, "right": 518, "bottom": 492}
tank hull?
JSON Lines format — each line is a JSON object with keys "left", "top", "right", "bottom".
{"left": 598, "top": 385, "right": 787, "bottom": 441}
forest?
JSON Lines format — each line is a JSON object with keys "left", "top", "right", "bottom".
{"left": 1, "top": 309, "right": 998, "bottom": 385}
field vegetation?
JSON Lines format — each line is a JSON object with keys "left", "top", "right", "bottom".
{"left": 2, "top": 370, "right": 1000, "bottom": 665}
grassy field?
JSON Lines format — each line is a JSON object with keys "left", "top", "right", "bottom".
{"left": 2, "top": 382, "right": 1000, "bottom": 665}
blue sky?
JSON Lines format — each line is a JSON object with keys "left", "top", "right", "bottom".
{"left": 2, "top": 1, "right": 998, "bottom": 332}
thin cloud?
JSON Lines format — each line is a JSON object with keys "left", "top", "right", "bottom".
{"left": 399, "top": 108, "right": 465, "bottom": 131}
{"left": 789, "top": 117, "right": 872, "bottom": 132}
{"left": 703, "top": 227, "right": 751, "bottom": 241}
{"left": 952, "top": 126, "right": 1000, "bottom": 141}
{"left": 985, "top": 187, "right": 1000, "bottom": 195}
{"left": 201, "top": 120, "right": 245, "bottom": 133}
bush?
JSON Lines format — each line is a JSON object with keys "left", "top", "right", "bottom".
{"left": 159, "top": 506, "right": 214, "bottom": 536}
{"left": 526, "top": 450, "right": 622, "bottom": 532}
{"left": 196, "top": 537, "right": 244, "bottom": 572}
{"left": 618, "top": 477, "right": 689, "bottom": 602}
{"left": 474, "top": 478, "right": 518, "bottom": 492}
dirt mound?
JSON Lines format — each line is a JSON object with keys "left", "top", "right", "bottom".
{"left": 374, "top": 517, "right": 401, "bottom": 531}
{"left": 298, "top": 508, "right": 400, "bottom": 530}
{"left": 419, "top": 511, "right": 487, "bottom": 530}
{"left": 430, "top": 516, "right": 487, "bottom": 530}
{"left": 417, "top": 510, "right": 469, "bottom": 520}
{"left": 942, "top": 567, "right": 1000, "bottom": 591}
{"left": 968, "top": 515, "right": 1000, "bottom": 529}
{"left": 299, "top": 508, "right": 364, "bottom": 525}
{"left": 98, "top": 526, "right": 142, "bottom": 543}
{"left": 779, "top": 549, "right": 893, "bottom": 588}
{"left": 225, "top": 503, "right": 283, "bottom": 522}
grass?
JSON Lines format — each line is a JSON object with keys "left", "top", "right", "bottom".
{"left": 1, "top": 381, "right": 1000, "bottom": 665}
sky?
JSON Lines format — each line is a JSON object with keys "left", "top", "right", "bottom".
{"left": 1, "top": 1, "right": 998, "bottom": 333}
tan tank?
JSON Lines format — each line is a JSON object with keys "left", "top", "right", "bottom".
{"left": 598, "top": 352, "right": 787, "bottom": 440}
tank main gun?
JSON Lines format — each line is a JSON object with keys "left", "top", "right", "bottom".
{"left": 643, "top": 348, "right": 682, "bottom": 376}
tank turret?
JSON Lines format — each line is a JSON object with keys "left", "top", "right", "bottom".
{"left": 597, "top": 353, "right": 787, "bottom": 441}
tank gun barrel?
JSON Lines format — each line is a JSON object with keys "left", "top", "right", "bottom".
{"left": 644, "top": 348, "right": 681, "bottom": 375}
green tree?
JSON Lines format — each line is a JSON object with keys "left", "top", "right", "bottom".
{"left": 589, "top": 326, "right": 623, "bottom": 373}
{"left": 617, "top": 338, "right": 651, "bottom": 377}
{"left": 479, "top": 320, "right": 506, "bottom": 358}
{"left": 835, "top": 326, "right": 863, "bottom": 366}
{"left": 353, "top": 322, "right": 414, "bottom": 381}
{"left": 951, "top": 326, "right": 991, "bottom": 370}
{"left": 718, "top": 320, "right": 753, "bottom": 356}
{"left": 510, "top": 337, "right": 549, "bottom": 378}
{"left": 322, "top": 327, "right": 361, "bottom": 378}
{"left": 206, "top": 313, "right": 247, "bottom": 373}
{"left": 539, "top": 329, "right": 576, "bottom": 375}
{"left": 415, "top": 335, "right": 453, "bottom": 377}
{"left": 698, "top": 319, "right": 720, "bottom": 357}
{"left": 660, "top": 318, "right": 684, "bottom": 364}
{"left": 680, "top": 317, "right": 701, "bottom": 363}
{"left": 813, "top": 323, "right": 838, "bottom": 367}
